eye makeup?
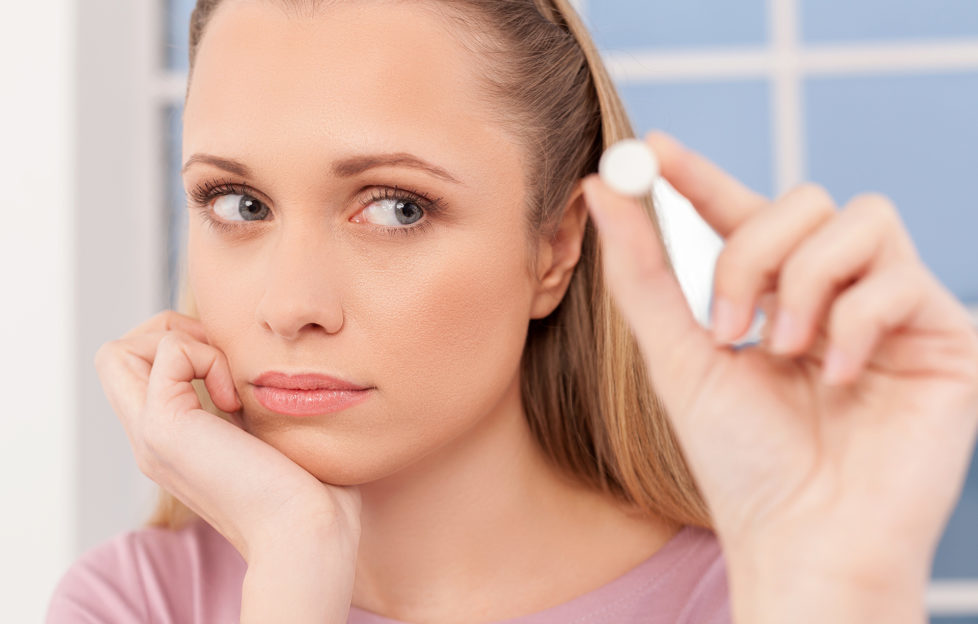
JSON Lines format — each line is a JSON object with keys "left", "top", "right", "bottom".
{"left": 186, "top": 177, "right": 447, "bottom": 239}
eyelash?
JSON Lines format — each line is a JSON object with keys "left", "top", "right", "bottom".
{"left": 186, "top": 177, "right": 444, "bottom": 239}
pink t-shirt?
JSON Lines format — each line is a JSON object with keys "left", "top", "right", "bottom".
{"left": 46, "top": 517, "right": 731, "bottom": 623}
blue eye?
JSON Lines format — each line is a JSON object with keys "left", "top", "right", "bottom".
{"left": 355, "top": 186, "right": 444, "bottom": 238}
{"left": 212, "top": 193, "right": 270, "bottom": 222}
{"left": 187, "top": 178, "right": 445, "bottom": 238}
{"left": 360, "top": 197, "right": 424, "bottom": 227}
{"left": 187, "top": 179, "right": 272, "bottom": 233}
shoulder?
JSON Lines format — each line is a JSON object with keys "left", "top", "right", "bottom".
{"left": 45, "top": 517, "right": 246, "bottom": 624}
{"left": 562, "top": 524, "right": 732, "bottom": 624}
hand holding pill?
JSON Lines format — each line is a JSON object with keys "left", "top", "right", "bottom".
{"left": 583, "top": 130, "right": 978, "bottom": 614}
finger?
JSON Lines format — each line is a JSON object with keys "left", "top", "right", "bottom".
{"left": 122, "top": 310, "right": 209, "bottom": 343}
{"left": 117, "top": 329, "right": 201, "bottom": 365}
{"left": 127, "top": 332, "right": 245, "bottom": 424}
{"left": 582, "top": 173, "right": 714, "bottom": 405}
{"left": 96, "top": 330, "right": 222, "bottom": 421}
{"left": 770, "top": 194, "right": 919, "bottom": 356}
{"left": 821, "top": 262, "right": 927, "bottom": 385}
{"left": 145, "top": 333, "right": 241, "bottom": 416}
{"left": 759, "top": 295, "right": 833, "bottom": 362}
{"left": 645, "top": 130, "right": 770, "bottom": 238}
{"left": 711, "top": 183, "right": 838, "bottom": 343}
{"left": 757, "top": 291, "right": 778, "bottom": 345}
{"left": 94, "top": 341, "right": 153, "bottom": 424}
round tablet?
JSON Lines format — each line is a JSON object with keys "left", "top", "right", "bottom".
{"left": 598, "top": 138, "right": 660, "bottom": 197}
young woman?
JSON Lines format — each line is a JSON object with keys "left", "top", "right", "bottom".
{"left": 47, "top": 0, "right": 978, "bottom": 622}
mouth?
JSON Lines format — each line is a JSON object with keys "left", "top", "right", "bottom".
{"left": 252, "top": 371, "right": 371, "bottom": 391}
{"left": 251, "top": 371, "right": 374, "bottom": 417}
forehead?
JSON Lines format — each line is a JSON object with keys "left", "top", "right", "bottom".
{"left": 183, "top": 0, "right": 516, "bottom": 172}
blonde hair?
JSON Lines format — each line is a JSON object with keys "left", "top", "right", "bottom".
{"left": 147, "top": 0, "right": 713, "bottom": 531}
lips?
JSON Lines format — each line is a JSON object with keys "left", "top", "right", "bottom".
{"left": 251, "top": 371, "right": 373, "bottom": 417}
{"left": 252, "top": 371, "right": 370, "bottom": 391}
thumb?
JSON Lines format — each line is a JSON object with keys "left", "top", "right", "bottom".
{"left": 582, "top": 173, "right": 716, "bottom": 407}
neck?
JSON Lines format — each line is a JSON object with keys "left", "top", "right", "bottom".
{"left": 351, "top": 373, "right": 682, "bottom": 623}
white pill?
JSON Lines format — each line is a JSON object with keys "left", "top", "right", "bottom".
{"left": 598, "top": 138, "right": 660, "bottom": 197}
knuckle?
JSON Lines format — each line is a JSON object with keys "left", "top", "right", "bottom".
{"left": 93, "top": 342, "right": 109, "bottom": 367}
{"left": 779, "top": 251, "right": 818, "bottom": 295}
{"left": 93, "top": 340, "right": 121, "bottom": 368}
{"left": 162, "top": 330, "right": 205, "bottom": 359}
{"left": 162, "top": 309, "right": 182, "bottom": 329}
{"left": 849, "top": 192, "right": 899, "bottom": 223}
{"left": 163, "top": 329, "right": 193, "bottom": 345}
{"left": 156, "top": 332, "right": 184, "bottom": 354}
{"left": 897, "top": 260, "right": 928, "bottom": 286}
{"left": 169, "top": 328, "right": 197, "bottom": 344}
{"left": 154, "top": 309, "right": 181, "bottom": 330}
{"left": 792, "top": 182, "right": 836, "bottom": 209}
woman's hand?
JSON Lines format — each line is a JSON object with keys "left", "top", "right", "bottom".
{"left": 94, "top": 311, "right": 361, "bottom": 622}
{"left": 582, "top": 131, "right": 978, "bottom": 623}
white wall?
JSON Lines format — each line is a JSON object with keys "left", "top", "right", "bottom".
{"left": 0, "top": 2, "right": 77, "bottom": 621}
{"left": 0, "top": 2, "right": 166, "bottom": 621}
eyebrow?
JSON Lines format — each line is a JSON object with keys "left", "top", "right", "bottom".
{"left": 181, "top": 152, "right": 463, "bottom": 185}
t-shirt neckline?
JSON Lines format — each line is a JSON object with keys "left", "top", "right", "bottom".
{"left": 346, "top": 524, "right": 699, "bottom": 624}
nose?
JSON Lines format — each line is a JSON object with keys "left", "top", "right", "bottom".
{"left": 254, "top": 226, "right": 345, "bottom": 340}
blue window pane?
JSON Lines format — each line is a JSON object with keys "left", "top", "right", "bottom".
{"left": 618, "top": 80, "right": 774, "bottom": 198}
{"left": 934, "top": 446, "right": 978, "bottom": 578}
{"left": 165, "top": 0, "right": 196, "bottom": 71}
{"left": 587, "top": 0, "right": 768, "bottom": 51}
{"left": 804, "top": 72, "right": 978, "bottom": 303}
{"left": 801, "top": 0, "right": 978, "bottom": 43}
{"left": 164, "top": 105, "right": 187, "bottom": 309}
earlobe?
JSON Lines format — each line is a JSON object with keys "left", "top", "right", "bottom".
{"left": 529, "top": 181, "right": 590, "bottom": 319}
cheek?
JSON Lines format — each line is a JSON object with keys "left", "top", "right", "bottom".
{"left": 298, "top": 234, "right": 535, "bottom": 484}
{"left": 362, "top": 231, "right": 533, "bottom": 401}
{"left": 185, "top": 219, "right": 537, "bottom": 485}
{"left": 185, "top": 228, "right": 257, "bottom": 352}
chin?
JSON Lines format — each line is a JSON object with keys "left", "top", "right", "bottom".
{"left": 243, "top": 420, "right": 435, "bottom": 487}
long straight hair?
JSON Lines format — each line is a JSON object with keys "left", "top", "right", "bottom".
{"left": 146, "top": 0, "right": 713, "bottom": 531}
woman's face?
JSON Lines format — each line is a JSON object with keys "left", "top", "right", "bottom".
{"left": 182, "top": 0, "right": 565, "bottom": 484}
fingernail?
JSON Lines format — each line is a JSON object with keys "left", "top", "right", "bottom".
{"left": 711, "top": 297, "right": 741, "bottom": 343}
{"left": 822, "top": 346, "right": 849, "bottom": 385}
{"left": 769, "top": 309, "right": 799, "bottom": 354}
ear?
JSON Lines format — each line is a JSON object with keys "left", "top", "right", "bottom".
{"left": 529, "top": 180, "right": 589, "bottom": 320}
